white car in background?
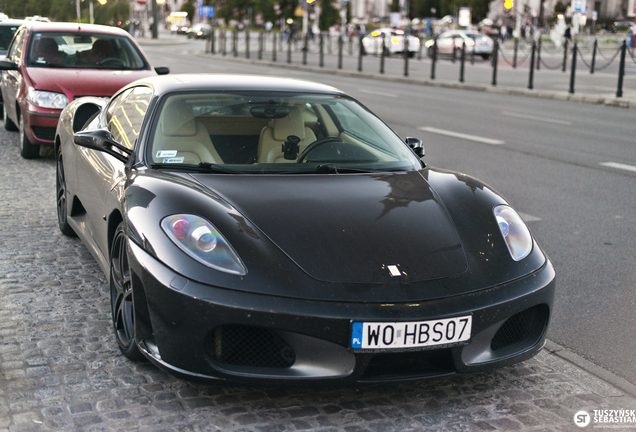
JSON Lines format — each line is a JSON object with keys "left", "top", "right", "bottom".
{"left": 362, "top": 28, "right": 420, "bottom": 57}
{"left": 425, "top": 30, "right": 494, "bottom": 60}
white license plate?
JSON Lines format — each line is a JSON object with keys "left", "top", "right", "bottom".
{"left": 351, "top": 315, "right": 472, "bottom": 351}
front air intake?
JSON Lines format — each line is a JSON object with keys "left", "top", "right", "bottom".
{"left": 491, "top": 304, "right": 549, "bottom": 351}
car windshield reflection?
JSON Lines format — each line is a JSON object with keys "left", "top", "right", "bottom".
{"left": 149, "top": 92, "right": 421, "bottom": 174}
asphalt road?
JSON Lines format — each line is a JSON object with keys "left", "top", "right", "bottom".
{"left": 143, "top": 39, "right": 636, "bottom": 385}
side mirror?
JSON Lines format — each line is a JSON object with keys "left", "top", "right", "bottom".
{"left": 155, "top": 66, "right": 170, "bottom": 75}
{"left": 74, "top": 129, "right": 132, "bottom": 164}
{"left": 406, "top": 137, "right": 425, "bottom": 158}
{"left": 0, "top": 60, "right": 18, "bottom": 71}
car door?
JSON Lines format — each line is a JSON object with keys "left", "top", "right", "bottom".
{"left": 2, "top": 26, "right": 26, "bottom": 124}
{"left": 436, "top": 32, "right": 454, "bottom": 54}
{"left": 75, "top": 86, "right": 153, "bottom": 260}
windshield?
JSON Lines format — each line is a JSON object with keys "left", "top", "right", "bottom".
{"left": 148, "top": 91, "right": 421, "bottom": 174}
{"left": 27, "top": 32, "right": 148, "bottom": 69}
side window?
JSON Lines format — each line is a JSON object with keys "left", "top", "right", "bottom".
{"left": 106, "top": 86, "right": 152, "bottom": 149}
{"left": 8, "top": 28, "right": 26, "bottom": 64}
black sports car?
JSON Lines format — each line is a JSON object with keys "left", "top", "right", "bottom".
{"left": 55, "top": 74, "right": 555, "bottom": 385}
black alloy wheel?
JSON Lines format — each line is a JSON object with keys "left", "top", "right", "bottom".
{"left": 110, "top": 222, "right": 143, "bottom": 360}
{"left": 19, "top": 113, "right": 40, "bottom": 159}
{"left": 3, "top": 105, "right": 17, "bottom": 131}
{"left": 56, "top": 147, "right": 76, "bottom": 237}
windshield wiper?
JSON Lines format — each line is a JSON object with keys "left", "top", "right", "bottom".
{"left": 150, "top": 162, "right": 240, "bottom": 174}
{"left": 281, "top": 164, "right": 382, "bottom": 174}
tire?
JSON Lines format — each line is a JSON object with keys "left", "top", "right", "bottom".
{"left": 3, "top": 105, "right": 17, "bottom": 131}
{"left": 481, "top": 53, "right": 491, "bottom": 60}
{"left": 56, "top": 146, "right": 76, "bottom": 237}
{"left": 19, "top": 114, "right": 40, "bottom": 159}
{"left": 110, "top": 222, "right": 144, "bottom": 361}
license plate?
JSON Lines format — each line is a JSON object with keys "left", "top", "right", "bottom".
{"left": 351, "top": 315, "right": 472, "bottom": 352}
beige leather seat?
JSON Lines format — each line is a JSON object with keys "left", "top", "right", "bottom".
{"left": 153, "top": 100, "right": 223, "bottom": 164}
{"left": 256, "top": 107, "right": 317, "bottom": 163}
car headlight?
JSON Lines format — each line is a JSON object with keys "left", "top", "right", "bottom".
{"left": 494, "top": 205, "right": 533, "bottom": 261}
{"left": 27, "top": 89, "right": 69, "bottom": 109}
{"left": 161, "top": 214, "right": 247, "bottom": 275}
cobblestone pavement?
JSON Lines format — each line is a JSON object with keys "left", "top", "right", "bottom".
{"left": 2, "top": 129, "right": 636, "bottom": 432}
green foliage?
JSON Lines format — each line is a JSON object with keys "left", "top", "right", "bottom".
{"left": 554, "top": 1, "right": 567, "bottom": 13}
{"left": 390, "top": 0, "right": 400, "bottom": 13}
{"left": 319, "top": 0, "right": 339, "bottom": 30}
{"left": 0, "top": 0, "right": 130, "bottom": 24}
{"left": 181, "top": 0, "right": 196, "bottom": 23}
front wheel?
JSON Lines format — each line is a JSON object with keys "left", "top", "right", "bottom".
{"left": 56, "top": 146, "right": 76, "bottom": 237}
{"left": 110, "top": 222, "right": 143, "bottom": 361}
{"left": 19, "top": 114, "right": 40, "bottom": 159}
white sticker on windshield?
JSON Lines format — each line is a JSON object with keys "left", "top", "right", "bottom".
{"left": 163, "top": 157, "right": 184, "bottom": 164}
{"left": 157, "top": 150, "right": 178, "bottom": 158}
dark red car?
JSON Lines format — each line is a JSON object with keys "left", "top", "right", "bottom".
{"left": 0, "top": 22, "right": 169, "bottom": 158}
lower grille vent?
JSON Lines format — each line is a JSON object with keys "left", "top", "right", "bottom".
{"left": 491, "top": 304, "right": 548, "bottom": 351}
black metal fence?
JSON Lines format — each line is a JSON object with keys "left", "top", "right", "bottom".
{"left": 205, "top": 30, "right": 634, "bottom": 99}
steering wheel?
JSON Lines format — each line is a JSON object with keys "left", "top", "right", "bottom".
{"left": 97, "top": 57, "right": 125, "bottom": 67}
{"left": 297, "top": 137, "right": 346, "bottom": 163}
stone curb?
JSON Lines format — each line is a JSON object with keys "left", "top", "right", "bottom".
{"left": 545, "top": 340, "right": 636, "bottom": 398}
{"left": 195, "top": 53, "right": 636, "bottom": 110}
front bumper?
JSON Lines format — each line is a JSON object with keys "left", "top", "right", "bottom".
{"left": 23, "top": 103, "right": 60, "bottom": 146}
{"left": 128, "top": 240, "right": 555, "bottom": 386}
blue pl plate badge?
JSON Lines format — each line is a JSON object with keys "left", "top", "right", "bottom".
{"left": 351, "top": 322, "right": 363, "bottom": 348}
{"left": 156, "top": 150, "right": 178, "bottom": 158}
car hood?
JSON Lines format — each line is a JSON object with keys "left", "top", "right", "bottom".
{"left": 192, "top": 170, "right": 468, "bottom": 284}
{"left": 25, "top": 68, "right": 156, "bottom": 99}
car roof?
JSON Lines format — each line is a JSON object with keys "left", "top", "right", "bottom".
{"left": 126, "top": 74, "right": 344, "bottom": 96}
{"left": 0, "top": 19, "right": 25, "bottom": 26}
{"left": 22, "top": 22, "right": 130, "bottom": 36}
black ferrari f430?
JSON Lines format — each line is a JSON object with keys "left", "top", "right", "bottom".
{"left": 55, "top": 74, "right": 555, "bottom": 385}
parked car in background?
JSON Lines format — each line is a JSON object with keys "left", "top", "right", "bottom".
{"left": 425, "top": 30, "right": 494, "bottom": 59}
{"left": 0, "top": 22, "right": 169, "bottom": 159}
{"left": 0, "top": 18, "right": 24, "bottom": 116}
{"left": 186, "top": 23, "right": 212, "bottom": 39}
{"left": 56, "top": 73, "right": 555, "bottom": 385}
{"left": 362, "top": 28, "right": 420, "bottom": 56}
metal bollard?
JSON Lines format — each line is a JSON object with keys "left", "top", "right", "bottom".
{"left": 569, "top": 40, "right": 577, "bottom": 94}
{"left": 452, "top": 39, "right": 456, "bottom": 63}
{"left": 380, "top": 33, "right": 386, "bottom": 74}
{"left": 338, "top": 35, "right": 343, "bottom": 69}
{"left": 459, "top": 40, "right": 465, "bottom": 82}
{"left": 319, "top": 33, "right": 324, "bottom": 67}
{"left": 491, "top": 39, "right": 498, "bottom": 86}
{"left": 233, "top": 30, "right": 238, "bottom": 57}
{"left": 222, "top": 30, "right": 227, "bottom": 56}
{"left": 470, "top": 37, "right": 475, "bottom": 65}
{"left": 536, "top": 38, "right": 541, "bottom": 70}
{"left": 404, "top": 37, "right": 409, "bottom": 77}
{"left": 246, "top": 30, "right": 250, "bottom": 59}
{"left": 513, "top": 37, "right": 518, "bottom": 68}
{"left": 430, "top": 38, "right": 437, "bottom": 80}
{"left": 358, "top": 35, "right": 363, "bottom": 71}
{"left": 528, "top": 41, "right": 536, "bottom": 90}
{"left": 272, "top": 33, "right": 277, "bottom": 61}
{"left": 562, "top": 39, "right": 568, "bottom": 72}
{"left": 211, "top": 29, "right": 216, "bottom": 54}
{"left": 258, "top": 31, "right": 263, "bottom": 60}
{"left": 302, "top": 32, "right": 308, "bottom": 65}
{"left": 590, "top": 39, "right": 597, "bottom": 74}
{"left": 616, "top": 39, "right": 626, "bottom": 97}
{"left": 349, "top": 35, "right": 353, "bottom": 55}
{"left": 287, "top": 33, "right": 292, "bottom": 63}
{"left": 418, "top": 36, "right": 423, "bottom": 60}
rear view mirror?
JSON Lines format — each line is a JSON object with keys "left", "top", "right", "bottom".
{"left": 406, "top": 137, "right": 425, "bottom": 158}
{"left": 155, "top": 67, "right": 170, "bottom": 75}
{"left": 74, "top": 129, "right": 132, "bottom": 163}
{"left": 0, "top": 60, "right": 18, "bottom": 71}
{"left": 250, "top": 105, "right": 289, "bottom": 119}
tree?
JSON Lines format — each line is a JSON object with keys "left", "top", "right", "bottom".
{"left": 319, "top": 0, "right": 339, "bottom": 30}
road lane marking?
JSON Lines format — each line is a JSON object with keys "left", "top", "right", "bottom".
{"left": 418, "top": 127, "right": 505, "bottom": 145}
{"left": 518, "top": 212, "right": 542, "bottom": 223}
{"left": 358, "top": 89, "right": 398, "bottom": 98}
{"left": 600, "top": 162, "right": 636, "bottom": 173}
{"left": 501, "top": 112, "right": 572, "bottom": 125}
